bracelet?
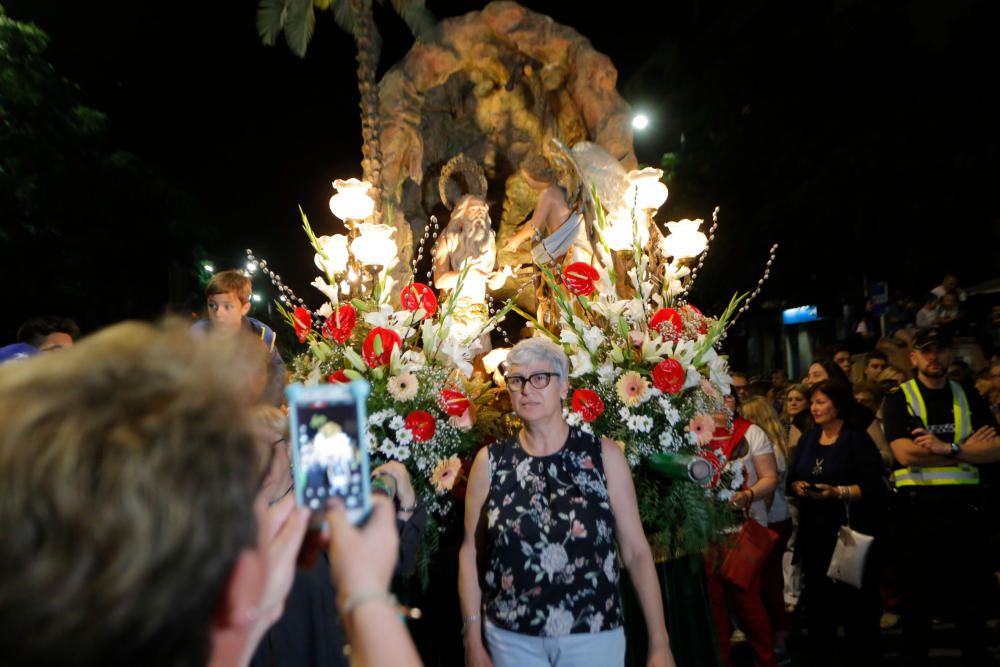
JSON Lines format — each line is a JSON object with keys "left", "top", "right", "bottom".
{"left": 746, "top": 488, "right": 755, "bottom": 504}
{"left": 461, "top": 613, "right": 480, "bottom": 636}
{"left": 339, "top": 590, "right": 398, "bottom": 617}
{"left": 397, "top": 499, "right": 419, "bottom": 513}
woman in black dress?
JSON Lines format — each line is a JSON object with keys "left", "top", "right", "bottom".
{"left": 788, "top": 380, "right": 885, "bottom": 666}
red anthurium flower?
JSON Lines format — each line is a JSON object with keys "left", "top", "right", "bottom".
{"left": 404, "top": 410, "right": 436, "bottom": 442}
{"left": 562, "top": 262, "right": 600, "bottom": 297}
{"left": 400, "top": 282, "right": 438, "bottom": 320}
{"left": 649, "top": 308, "right": 682, "bottom": 336}
{"left": 293, "top": 307, "right": 312, "bottom": 343}
{"left": 362, "top": 327, "right": 401, "bottom": 368}
{"left": 327, "top": 370, "right": 350, "bottom": 384}
{"left": 439, "top": 388, "right": 470, "bottom": 417}
{"left": 571, "top": 388, "right": 605, "bottom": 423}
{"left": 683, "top": 304, "right": 708, "bottom": 334}
{"left": 322, "top": 303, "right": 357, "bottom": 343}
{"left": 701, "top": 449, "right": 724, "bottom": 488}
{"left": 653, "top": 358, "right": 686, "bottom": 394}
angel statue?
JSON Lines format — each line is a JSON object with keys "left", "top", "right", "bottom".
{"left": 432, "top": 154, "right": 513, "bottom": 359}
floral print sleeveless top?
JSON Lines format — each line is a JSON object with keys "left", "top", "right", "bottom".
{"left": 482, "top": 427, "right": 623, "bottom": 636}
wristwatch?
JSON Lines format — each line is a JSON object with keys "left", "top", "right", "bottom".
{"left": 949, "top": 442, "right": 961, "bottom": 458}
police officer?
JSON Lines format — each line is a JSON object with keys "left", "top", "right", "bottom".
{"left": 883, "top": 327, "right": 1000, "bottom": 665}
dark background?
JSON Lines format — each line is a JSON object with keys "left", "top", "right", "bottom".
{"left": 3, "top": 0, "right": 998, "bottom": 348}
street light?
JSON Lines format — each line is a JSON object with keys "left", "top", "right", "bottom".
{"left": 632, "top": 113, "right": 649, "bottom": 130}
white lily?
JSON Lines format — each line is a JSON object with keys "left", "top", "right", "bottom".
{"left": 582, "top": 326, "right": 605, "bottom": 354}
{"left": 569, "top": 349, "right": 594, "bottom": 378}
{"left": 683, "top": 366, "right": 702, "bottom": 390}
{"left": 317, "top": 302, "right": 333, "bottom": 318}
{"left": 559, "top": 328, "right": 581, "bottom": 347}
{"left": 311, "top": 276, "right": 340, "bottom": 304}
{"left": 591, "top": 293, "right": 629, "bottom": 322}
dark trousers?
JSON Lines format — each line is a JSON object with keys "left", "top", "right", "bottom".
{"left": 799, "top": 527, "right": 882, "bottom": 667}
{"left": 897, "top": 489, "right": 996, "bottom": 666}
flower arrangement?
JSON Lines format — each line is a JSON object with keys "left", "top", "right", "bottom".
{"left": 529, "top": 181, "right": 778, "bottom": 558}
{"left": 281, "top": 206, "right": 514, "bottom": 568}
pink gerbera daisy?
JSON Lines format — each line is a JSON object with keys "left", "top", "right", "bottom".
{"left": 616, "top": 371, "right": 649, "bottom": 407}
{"left": 430, "top": 456, "right": 462, "bottom": 493}
{"left": 687, "top": 414, "right": 716, "bottom": 446}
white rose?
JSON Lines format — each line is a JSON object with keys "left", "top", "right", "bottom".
{"left": 539, "top": 543, "right": 569, "bottom": 578}
{"left": 543, "top": 607, "right": 575, "bottom": 637}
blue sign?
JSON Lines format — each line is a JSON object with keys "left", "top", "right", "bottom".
{"left": 782, "top": 305, "right": 820, "bottom": 325}
{"left": 870, "top": 281, "right": 889, "bottom": 317}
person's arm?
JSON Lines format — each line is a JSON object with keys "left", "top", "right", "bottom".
{"left": 910, "top": 425, "right": 1000, "bottom": 464}
{"left": 326, "top": 496, "right": 423, "bottom": 667}
{"left": 733, "top": 451, "right": 778, "bottom": 509}
{"left": 865, "top": 420, "right": 894, "bottom": 468}
{"left": 503, "top": 191, "right": 550, "bottom": 252}
{"left": 458, "top": 447, "right": 493, "bottom": 667}
{"left": 371, "top": 461, "right": 427, "bottom": 576}
{"left": 239, "top": 495, "right": 311, "bottom": 667}
{"left": 601, "top": 438, "right": 676, "bottom": 667}
{"left": 732, "top": 427, "right": 778, "bottom": 509}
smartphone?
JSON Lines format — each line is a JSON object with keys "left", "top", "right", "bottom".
{"left": 286, "top": 380, "right": 372, "bottom": 525}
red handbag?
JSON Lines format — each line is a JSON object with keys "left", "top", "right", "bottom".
{"left": 716, "top": 417, "right": 779, "bottom": 589}
{"left": 719, "top": 516, "right": 779, "bottom": 589}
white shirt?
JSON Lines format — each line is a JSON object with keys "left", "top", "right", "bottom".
{"left": 739, "top": 424, "right": 776, "bottom": 526}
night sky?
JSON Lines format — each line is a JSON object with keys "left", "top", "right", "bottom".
{"left": 3, "top": 0, "right": 998, "bottom": 344}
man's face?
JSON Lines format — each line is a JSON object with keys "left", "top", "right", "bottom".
{"left": 833, "top": 351, "right": 851, "bottom": 375}
{"left": 864, "top": 358, "right": 887, "bottom": 382}
{"left": 208, "top": 292, "right": 250, "bottom": 333}
{"left": 730, "top": 376, "right": 748, "bottom": 400}
{"left": 37, "top": 332, "right": 73, "bottom": 352}
{"left": 911, "top": 345, "right": 952, "bottom": 381}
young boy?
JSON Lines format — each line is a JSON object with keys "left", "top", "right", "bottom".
{"left": 191, "top": 270, "right": 286, "bottom": 405}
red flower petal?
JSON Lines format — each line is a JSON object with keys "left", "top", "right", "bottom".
{"left": 439, "top": 388, "right": 470, "bottom": 417}
{"left": 327, "top": 370, "right": 350, "bottom": 384}
{"left": 571, "top": 388, "right": 605, "bottom": 422}
{"left": 293, "top": 307, "right": 312, "bottom": 343}
{"left": 322, "top": 303, "right": 357, "bottom": 343}
{"left": 404, "top": 410, "right": 436, "bottom": 442}
{"left": 649, "top": 308, "right": 682, "bottom": 337}
{"left": 400, "top": 282, "right": 438, "bottom": 320}
{"left": 562, "top": 262, "right": 600, "bottom": 297}
{"left": 652, "top": 358, "right": 686, "bottom": 394}
{"left": 362, "top": 327, "right": 401, "bottom": 368}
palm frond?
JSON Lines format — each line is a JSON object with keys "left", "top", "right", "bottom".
{"left": 388, "top": 0, "right": 437, "bottom": 41}
{"left": 330, "top": 0, "right": 357, "bottom": 34}
{"left": 284, "top": 0, "right": 317, "bottom": 58}
{"left": 256, "top": 0, "right": 289, "bottom": 46}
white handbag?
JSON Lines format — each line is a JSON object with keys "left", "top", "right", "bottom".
{"left": 826, "top": 501, "right": 874, "bottom": 589}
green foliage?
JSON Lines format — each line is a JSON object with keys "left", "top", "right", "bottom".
{"left": 635, "top": 468, "right": 740, "bottom": 559}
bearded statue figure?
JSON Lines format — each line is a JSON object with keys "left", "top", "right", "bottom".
{"left": 432, "top": 155, "right": 512, "bottom": 359}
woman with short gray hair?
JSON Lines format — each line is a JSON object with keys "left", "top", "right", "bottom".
{"left": 459, "top": 337, "right": 676, "bottom": 666}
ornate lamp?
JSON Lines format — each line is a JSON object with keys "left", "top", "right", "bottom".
{"left": 624, "top": 167, "right": 669, "bottom": 211}
{"left": 660, "top": 219, "right": 708, "bottom": 261}
{"left": 329, "top": 178, "right": 376, "bottom": 223}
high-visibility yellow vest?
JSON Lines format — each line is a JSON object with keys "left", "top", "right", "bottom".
{"left": 893, "top": 379, "right": 977, "bottom": 487}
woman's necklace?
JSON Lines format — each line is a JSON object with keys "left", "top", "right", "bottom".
{"left": 812, "top": 457, "right": 824, "bottom": 478}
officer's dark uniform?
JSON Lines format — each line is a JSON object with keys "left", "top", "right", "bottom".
{"left": 883, "top": 366, "right": 997, "bottom": 665}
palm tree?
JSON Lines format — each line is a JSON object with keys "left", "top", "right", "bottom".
{"left": 257, "top": 0, "right": 434, "bottom": 220}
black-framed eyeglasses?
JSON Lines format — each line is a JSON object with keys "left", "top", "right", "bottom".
{"left": 505, "top": 372, "right": 560, "bottom": 392}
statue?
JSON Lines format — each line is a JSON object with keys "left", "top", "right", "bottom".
{"left": 432, "top": 155, "right": 512, "bottom": 357}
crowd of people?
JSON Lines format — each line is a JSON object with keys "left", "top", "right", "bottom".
{"left": 1, "top": 267, "right": 998, "bottom": 667}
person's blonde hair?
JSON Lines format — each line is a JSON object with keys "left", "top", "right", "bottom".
{"left": 740, "top": 395, "right": 789, "bottom": 462}
{"left": 0, "top": 319, "right": 263, "bottom": 665}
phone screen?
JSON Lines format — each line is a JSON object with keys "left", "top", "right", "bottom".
{"left": 286, "top": 381, "right": 371, "bottom": 524}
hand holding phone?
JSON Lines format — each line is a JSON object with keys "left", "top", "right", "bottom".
{"left": 286, "top": 381, "right": 372, "bottom": 525}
